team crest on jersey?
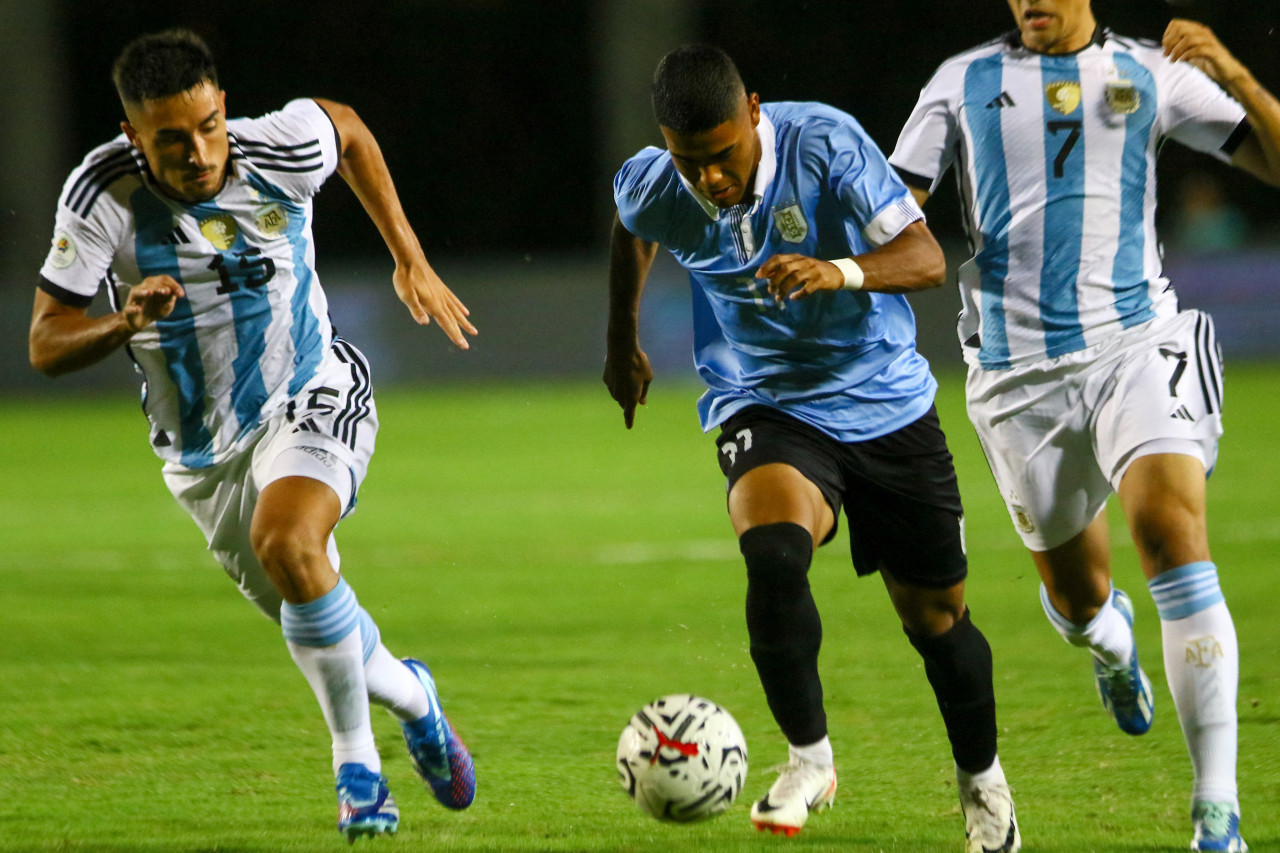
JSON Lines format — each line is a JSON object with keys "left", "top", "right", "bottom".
{"left": 199, "top": 214, "right": 238, "bottom": 250}
{"left": 1045, "top": 81, "right": 1082, "bottom": 115}
{"left": 48, "top": 229, "right": 77, "bottom": 269}
{"left": 773, "top": 203, "right": 808, "bottom": 243}
{"left": 255, "top": 203, "right": 289, "bottom": 238}
{"left": 1105, "top": 78, "right": 1140, "bottom": 115}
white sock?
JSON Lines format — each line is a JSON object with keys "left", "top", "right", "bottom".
{"left": 789, "top": 736, "right": 833, "bottom": 768}
{"left": 1040, "top": 583, "right": 1134, "bottom": 668}
{"left": 957, "top": 754, "right": 1005, "bottom": 787}
{"left": 280, "top": 579, "right": 380, "bottom": 775}
{"left": 365, "top": 643, "right": 433, "bottom": 721}
{"left": 1150, "top": 563, "right": 1239, "bottom": 806}
{"left": 287, "top": 631, "right": 380, "bottom": 774}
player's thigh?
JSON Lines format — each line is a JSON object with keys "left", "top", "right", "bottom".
{"left": 715, "top": 406, "right": 840, "bottom": 543}
{"left": 839, "top": 409, "right": 967, "bottom": 589}
{"left": 162, "top": 446, "right": 282, "bottom": 619}
{"left": 251, "top": 340, "right": 380, "bottom": 519}
{"left": 966, "top": 361, "right": 1111, "bottom": 551}
{"left": 1094, "top": 310, "right": 1223, "bottom": 492}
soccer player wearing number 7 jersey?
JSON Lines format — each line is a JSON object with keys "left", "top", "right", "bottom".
{"left": 605, "top": 44, "right": 1020, "bottom": 851}
{"left": 891, "top": 2, "right": 1280, "bottom": 849}
{"left": 29, "top": 29, "right": 477, "bottom": 840}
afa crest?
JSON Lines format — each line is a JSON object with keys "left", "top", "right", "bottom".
{"left": 773, "top": 203, "right": 808, "bottom": 243}
{"left": 1105, "top": 78, "right": 1141, "bottom": 115}
{"left": 1012, "top": 504, "right": 1036, "bottom": 534}
{"left": 1045, "top": 81, "right": 1082, "bottom": 115}
{"left": 200, "top": 214, "right": 238, "bottom": 250}
{"left": 255, "top": 203, "right": 289, "bottom": 238}
{"left": 1185, "top": 635, "right": 1224, "bottom": 668}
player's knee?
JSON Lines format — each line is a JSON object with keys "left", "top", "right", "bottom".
{"left": 1127, "top": 503, "right": 1208, "bottom": 572}
{"left": 249, "top": 520, "right": 327, "bottom": 576}
{"left": 739, "top": 522, "right": 813, "bottom": 586}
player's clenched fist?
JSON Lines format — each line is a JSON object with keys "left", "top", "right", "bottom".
{"left": 1163, "top": 19, "right": 1247, "bottom": 87}
{"left": 124, "top": 274, "right": 184, "bottom": 332}
{"left": 755, "top": 254, "right": 844, "bottom": 303}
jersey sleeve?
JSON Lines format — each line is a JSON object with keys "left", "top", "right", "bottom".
{"left": 229, "top": 98, "right": 341, "bottom": 198}
{"left": 824, "top": 116, "right": 924, "bottom": 248}
{"left": 1157, "top": 57, "right": 1249, "bottom": 161}
{"left": 889, "top": 64, "right": 964, "bottom": 195}
{"left": 37, "top": 159, "right": 129, "bottom": 307}
{"left": 613, "top": 147, "right": 675, "bottom": 244}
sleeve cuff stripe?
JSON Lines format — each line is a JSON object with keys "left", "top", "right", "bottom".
{"left": 1221, "top": 118, "right": 1252, "bottom": 157}
{"left": 39, "top": 276, "right": 95, "bottom": 309}
{"left": 894, "top": 166, "right": 934, "bottom": 191}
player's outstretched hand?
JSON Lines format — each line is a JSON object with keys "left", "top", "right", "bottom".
{"left": 756, "top": 254, "right": 845, "bottom": 303}
{"left": 603, "top": 346, "right": 653, "bottom": 429}
{"left": 124, "top": 274, "right": 184, "bottom": 332}
{"left": 394, "top": 262, "right": 478, "bottom": 350}
{"left": 1163, "top": 19, "right": 1247, "bottom": 87}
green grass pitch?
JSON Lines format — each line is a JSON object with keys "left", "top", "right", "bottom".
{"left": 1, "top": 368, "right": 1276, "bottom": 851}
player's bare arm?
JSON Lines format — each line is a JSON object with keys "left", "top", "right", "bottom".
{"left": 756, "top": 219, "right": 946, "bottom": 302}
{"left": 1164, "top": 19, "right": 1280, "bottom": 187}
{"left": 312, "top": 97, "right": 477, "bottom": 349}
{"left": 29, "top": 274, "right": 183, "bottom": 377}
{"left": 603, "top": 214, "right": 657, "bottom": 429}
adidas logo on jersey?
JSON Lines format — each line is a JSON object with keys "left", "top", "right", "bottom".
{"left": 985, "top": 92, "right": 1016, "bottom": 109}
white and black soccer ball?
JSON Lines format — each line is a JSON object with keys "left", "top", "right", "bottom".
{"left": 616, "top": 694, "right": 748, "bottom": 822}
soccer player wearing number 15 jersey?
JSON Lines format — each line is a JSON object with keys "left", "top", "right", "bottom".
{"left": 891, "top": 3, "right": 1280, "bottom": 849}
{"left": 29, "top": 29, "right": 477, "bottom": 839}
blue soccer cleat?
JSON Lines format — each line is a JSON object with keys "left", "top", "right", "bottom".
{"left": 335, "top": 763, "right": 399, "bottom": 842}
{"left": 1092, "top": 588, "right": 1155, "bottom": 735}
{"left": 1191, "top": 802, "right": 1248, "bottom": 852}
{"left": 401, "top": 658, "right": 476, "bottom": 809}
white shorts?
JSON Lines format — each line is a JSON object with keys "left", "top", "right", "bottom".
{"left": 161, "top": 340, "right": 378, "bottom": 619}
{"left": 966, "top": 310, "right": 1223, "bottom": 551}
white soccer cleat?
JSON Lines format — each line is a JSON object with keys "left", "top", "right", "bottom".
{"left": 749, "top": 758, "right": 836, "bottom": 837}
{"left": 958, "top": 765, "right": 1021, "bottom": 853}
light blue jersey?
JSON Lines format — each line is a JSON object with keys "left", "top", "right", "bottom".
{"left": 891, "top": 29, "right": 1248, "bottom": 369}
{"left": 615, "top": 101, "right": 935, "bottom": 442}
{"left": 40, "top": 99, "right": 342, "bottom": 467}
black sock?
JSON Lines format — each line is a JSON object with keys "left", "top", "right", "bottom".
{"left": 906, "top": 609, "right": 998, "bottom": 774}
{"left": 740, "top": 522, "right": 826, "bottom": 746}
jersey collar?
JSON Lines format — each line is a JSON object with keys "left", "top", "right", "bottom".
{"left": 1005, "top": 24, "right": 1106, "bottom": 56}
{"left": 679, "top": 109, "right": 778, "bottom": 221}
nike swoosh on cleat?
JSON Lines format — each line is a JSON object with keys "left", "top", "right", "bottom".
{"left": 754, "top": 795, "right": 781, "bottom": 813}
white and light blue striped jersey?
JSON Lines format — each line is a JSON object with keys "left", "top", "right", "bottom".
{"left": 890, "top": 29, "right": 1249, "bottom": 369}
{"left": 40, "top": 99, "right": 342, "bottom": 467}
{"left": 615, "top": 102, "right": 935, "bottom": 442}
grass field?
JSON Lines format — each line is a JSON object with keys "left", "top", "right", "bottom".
{"left": 1, "top": 368, "right": 1277, "bottom": 852}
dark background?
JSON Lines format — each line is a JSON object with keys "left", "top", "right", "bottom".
{"left": 3, "top": 0, "right": 1278, "bottom": 393}
{"left": 54, "top": 0, "right": 1280, "bottom": 256}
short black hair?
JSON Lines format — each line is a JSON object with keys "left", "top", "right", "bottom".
{"left": 651, "top": 44, "right": 745, "bottom": 134}
{"left": 112, "top": 28, "right": 218, "bottom": 105}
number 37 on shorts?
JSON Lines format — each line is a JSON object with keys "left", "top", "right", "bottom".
{"left": 719, "top": 428, "right": 754, "bottom": 467}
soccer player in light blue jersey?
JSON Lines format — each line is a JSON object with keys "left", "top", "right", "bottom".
{"left": 605, "top": 45, "right": 1020, "bottom": 851}
{"left": 892, "top": 4, "right": 1280, "bottom": 850}
{"left": 29, "top": 29, "right": 478, "bottom": 840}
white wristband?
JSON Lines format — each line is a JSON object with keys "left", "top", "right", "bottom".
{"left": 830, "top": 257, "right": 864, "bottom": 291}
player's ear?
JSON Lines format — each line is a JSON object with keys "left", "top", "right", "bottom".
{"left": 121, "top": 121, "right": 138, "bottom": 145}
{"left": 218, "top": 89, "right": 227, "bottom": 116}
{"left": 747, "top": 93, "right": 761, "bottom": 128}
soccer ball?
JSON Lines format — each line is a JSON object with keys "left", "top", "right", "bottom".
{"left": 616, "top": 694, "right": 748, "bottom": 822}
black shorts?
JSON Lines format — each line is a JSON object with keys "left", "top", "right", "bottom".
{"left": 714, "top": 405, "right": 967, "bottom": 589}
